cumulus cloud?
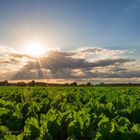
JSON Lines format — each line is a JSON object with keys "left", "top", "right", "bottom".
{"left": 0, "top": 45, "right": 32, "bottom": 67}
{"left": 9, "top": 53, "right": 32, "bottom": 59}
{"left": 73, "top": 47, "right": 127, "bottom": 61}
{"left": 76, "top": 47, "right": 127, "bottom": 55}
{"left": 11, "top": 49, "right": 136, "bottom": 80}
{"left": 0, "top": 45, "right": 140, "bottom": 82}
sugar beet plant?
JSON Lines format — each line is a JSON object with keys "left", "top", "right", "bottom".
{"left": 0, "top": 86, "right": 140, "bottom": 140}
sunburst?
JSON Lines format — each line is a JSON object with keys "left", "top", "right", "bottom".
{"left": 24, "top": 41, "right": 46, "bottom": 57}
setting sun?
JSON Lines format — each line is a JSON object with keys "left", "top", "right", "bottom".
{"left": 24, "top": 42, "right": 46, "bottom": 57}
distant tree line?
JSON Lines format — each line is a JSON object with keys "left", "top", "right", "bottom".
{"left": 0, "top": 80, "right": 140, "bottom": 86}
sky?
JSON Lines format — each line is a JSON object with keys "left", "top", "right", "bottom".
{"left": 0, "top": 0, "right": 140, "bottom": 83}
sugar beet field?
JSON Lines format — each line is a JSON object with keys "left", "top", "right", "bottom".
{"left": 0, "top": 86, "right": 140, "bottom": 140}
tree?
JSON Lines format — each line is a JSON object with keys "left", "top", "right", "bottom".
{"left": 86, "top": 82, "right": 91, "bottom": 86}
{"left": 70, "top": 82, "right": 77, "bottom": 86}
{"left": 28, "top": 80, "right": 36, "bottom": 86}
{"left": 3, "top": 80, "right": 9, "bottom": 86}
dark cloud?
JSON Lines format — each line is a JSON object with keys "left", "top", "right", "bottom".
{"left": 22, "top": 51, "right": 133, "bottom": 70}
{"left": 0, "top": 47, "right": 139, "bottom": 81}
{"left": 92, "top": 58, "right": 134, "bottom": 67}
{"left": 11, "top": 50, "right": 135, "bottom": 80}
{"left": 98, "top": 71, "right": 140, "bottom": 78}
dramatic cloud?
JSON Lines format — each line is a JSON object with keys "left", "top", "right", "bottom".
{"left": 0, "top": 46, "right": 140, "bottom": 83}
{"left": 11, "top": 49, "right": 138, "bottom": 80}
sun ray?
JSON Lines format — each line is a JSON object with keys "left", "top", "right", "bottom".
{"left": 36, "top": 57, "right": 48, "bottom": 79}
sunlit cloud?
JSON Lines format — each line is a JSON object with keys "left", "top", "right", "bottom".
{"left": 0, "top": 45, "right": 140, "bottom": 83}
